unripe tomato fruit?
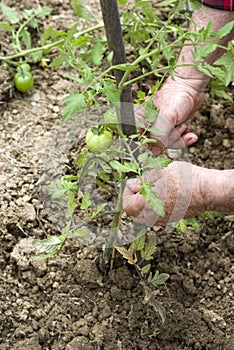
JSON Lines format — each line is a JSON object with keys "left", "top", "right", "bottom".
{"left": 14, "top": 71, "right": 34, "bottom": 92}
{"left": 86, "top": 126, "right": 113, "bottom": 152}
{"left": 14, "top": 64, "right": 34, "bottom": 93}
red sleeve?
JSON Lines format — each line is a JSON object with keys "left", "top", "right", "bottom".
{"left": 198, "top": 0, "right": 234, "bottom": 10}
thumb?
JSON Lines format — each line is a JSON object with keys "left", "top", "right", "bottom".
{"left": 123, "top": 178, "right": 146, "bottom": 217}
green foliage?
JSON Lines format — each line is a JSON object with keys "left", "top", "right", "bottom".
{"left": 0, "top": 3, "right": 52, "bottom": 62}
{"left": 116, "top": 232, "right": 169, "bottom": 322}
{"left": 140, "top": 181, "right": 165, "bottom": 217}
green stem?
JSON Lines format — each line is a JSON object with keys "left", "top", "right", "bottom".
{"left": 117, "top": 34, "right": 187, "bottom": 91}
{"left": 122, "top": 63, "right": 194, "bottom": 88}
{"left": 0, "top": 39, "right": 64, "bottom": 61}
{"left": 15, "top": 13, "right": 37, "bottom": 52}
{"left": 0, "top": 23, "right": 104, "bottom": 62}
{"left": 108, "top": 179, "right": 125, "bottom": 246}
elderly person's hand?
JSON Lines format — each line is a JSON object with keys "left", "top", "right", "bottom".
{"left": 123, "top": 162, "right": 234, "bottom": 226}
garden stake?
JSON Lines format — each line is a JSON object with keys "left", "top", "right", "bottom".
{"left": 99, "top": 0, "right": 137, "bottom": 139}
{"left": 99, "top": 0, "right": 140, "bottom": 271}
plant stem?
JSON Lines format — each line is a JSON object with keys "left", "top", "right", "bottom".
{"left": 108, "top": 179, "right": 125, "bottom": 246}
{"left": 0, "top": 23, "right": 104, "bottom": 62}
{"left": 0, "top": 39, "right": 64, "bottom": 61}
{"left": 15, "top": 13, "right": 37, "bottom": 52}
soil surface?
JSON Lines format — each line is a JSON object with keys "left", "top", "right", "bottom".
{"left": 0, "top": 1, "right": 233, "bottom": 350}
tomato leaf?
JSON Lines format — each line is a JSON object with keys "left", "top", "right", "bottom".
{"left": 115, "top": 246, "right": 136, "bottom": 265}
{"left": 144, "top": 156, "right": 172, "bottom": 170}
{"left": 71, "top": 0, "right": 90, "bottom": 21}
{"left": 103, "top": 81, "right": 120, "bottom": 104}
{"left": 0, "top": 21, "right": 13, "bottom": 32}
{"left": 149, "top": 270, "right": 170, "bottom": 285}
{"left": 216, "top": 21, "right": 234, "bottom": 40}
{"left": 140, "top": 235, "right": 157, "bottom": 260}
{"left": 62, "top": 92, "right": 86, "bottom": 122}
{"left": 80, "top": 192, "right": 91, "bottom": 210}
{"left": 131, "top": 233, "right": 146, "bottom": 252}
{"left": 110, "top": 160, "right": 138, "bottom": 174}
{"left": 140, "top": 181, "right": 165, "bottom": 217}
{"left": 0, "top": 3, "right": 19, "bottom": 24}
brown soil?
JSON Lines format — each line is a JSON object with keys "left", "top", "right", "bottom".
{"left": 0, "top": 1, "right": 233, "bottom": 350}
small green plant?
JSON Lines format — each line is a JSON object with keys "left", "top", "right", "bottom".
{"left": 0, "top": 3, "right": 54, "bottom": 64}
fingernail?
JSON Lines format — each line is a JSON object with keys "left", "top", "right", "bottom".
{"left": 187, "top": 136, "right": 198, "bottom": 145}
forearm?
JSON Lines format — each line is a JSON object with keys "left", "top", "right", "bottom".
{"left": 175, "top": 7, "right": 234, "bottom": 87}
{"left": 195, "top": 166, "right": 234, "bottom": 214}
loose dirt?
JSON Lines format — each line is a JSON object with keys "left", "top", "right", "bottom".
{"left": 0, "top": 1, "right": 233, "bottom": 349}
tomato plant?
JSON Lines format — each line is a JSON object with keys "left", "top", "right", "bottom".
{"left": 86, "top": 125, "right": 113, "bottom": 152}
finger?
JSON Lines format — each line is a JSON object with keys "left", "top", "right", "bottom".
{"left": 170, "top": 132, "right": 198, "bottom": 149}
{"left": 123, "top": 191, "right": 146, "bottom": 217}
{"left": 124, "top": 178, "right": 141, "bottom": 193}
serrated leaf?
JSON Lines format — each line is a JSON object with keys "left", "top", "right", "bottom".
{"left": 172, "top": 218, "right": 188, "bottom": 234}
{"left": 33, "top": 235, "right": 65, "bottom": 259}
{"left": 67, "top": 22, "right": 79, "bottom": 41}
{"left": 203, "top": 20, "right": 213, "bottom": 40}
{"left": 47, "top": 177, "right": 77, "bottom": 199}
{"left": 80, "top": 192, "right": 91, "bottom": 210}
{"left": 138, "top": 151, "right": 148, "bottom": 163}
{"left": 196, "top": 65, "right": 213, "bottom": 78}
{"left": 188, "top": 0, "right": 202, "bottom": 10}
{"left": 115, "top": 246, "right": 136, "bottom": 264}
{"left": 103, "top": 81, "right": 120, "bottom": 104}
{"left": 31, "top": 50, "right": 43, "bottom": 63}
{"left": 131, "top": 232, "right": 146, "bottom": 252}
{"left": 91, "top": 41, "right": 105, "bottom": 66}
{"left": 76, "top": 149, "right": 88, "bottom": 167}
{"left": 0, "top": 21, "right": 13, "bottom": 32}
{"left": 140, "top": 181, "right": 165, "bottom": 217}
{"left": 50, "top": 54, "right": 65, "bottom": 67}
{"left": 149, "top": 270, "right": 170, "bottom": 285}
{"left": 21, "top": 28, "right": 31, "bottom": 49}
{"left": 71, "top": 0, "right": 90, "bottom": 21}
{"left": 110, "top": 160, "right": 138, "bottom": 174}
{"left": 41, "top": 25, "right": 53, "bottom": 43}
{"left": 186, "top": 217, "right": 201, "bottom": 233}
{"left": 91, "top": 203, "right": 107, "bottom": 218}
{"left": 145, "top": 96, "right": 158, "bottom": 123}
{"left": 216, "top": 21, "right": 234, "bottom": 40}
{"left": 144, "top": 156, "right": 172, "bottom": 170}
{"left": 35, "top": 5, "right": 52, "bottom": 19}
{"left": 194, "top": 42, "right": 216, "bottom": 60}
{"left": 148, "top": 126, "right": 165, "bottom": 137}
{"left": 67, "top": 191, "right": 77, "bottom": 217}
{"left": 47, "top": 179, "right": 67, "bottom": 198}
{"left": 0, "top": 3, "right": 19, "bottom": 24}
{"left": 141, "top": 264, "right": 151, "bottom": 275}
{"left": 141, "top": 235, "right": 157, "bottom": 260}
{"left": 62, "top": 92, "right": 86, "bottom": 122}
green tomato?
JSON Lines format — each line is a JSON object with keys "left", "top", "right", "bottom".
{"left": 86, "top": 126, "right": 113, "bottom": 152}
{"left": 14, "top": 70, "right": 34, "bottom": 93}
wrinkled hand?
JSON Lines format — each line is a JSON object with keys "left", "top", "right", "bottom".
{"left": 123, "top": 162, "right": 205, "bottom": 226}
{"left": 136, "top": 76, "right": 205, "bottom": 154}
